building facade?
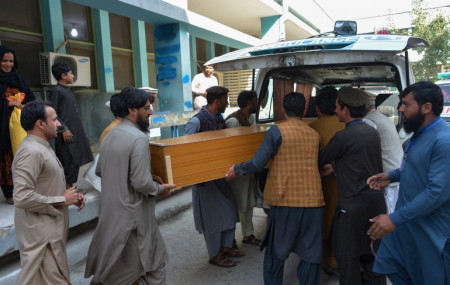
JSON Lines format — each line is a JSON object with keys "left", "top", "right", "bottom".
{"left": 0, "top": 0, "right": 331, "bottom": 143}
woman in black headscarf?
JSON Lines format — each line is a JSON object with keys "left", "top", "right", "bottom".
{"left": 0, "top": 45, "right": 35, "bottom": 204}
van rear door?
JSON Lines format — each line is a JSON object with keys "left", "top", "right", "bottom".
{"left": 206, "top": 35, "right": 428, "bottom": 126}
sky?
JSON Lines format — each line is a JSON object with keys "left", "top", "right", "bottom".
{"left": 313, "top": 0, "right": 450, "bottom": 33}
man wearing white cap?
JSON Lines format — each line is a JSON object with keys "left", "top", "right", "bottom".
{"left": 192, "top": 65, "right": 218, "bottom": 111}
{"left": 363, "top": 95, "right": 403, "bottom": 214}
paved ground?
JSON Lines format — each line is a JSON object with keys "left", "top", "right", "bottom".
{"left": 1, "top": 163, "right": 389, "bottom": 285}
{"left": 69, "top": 207, "right": 340, "bottom": 285}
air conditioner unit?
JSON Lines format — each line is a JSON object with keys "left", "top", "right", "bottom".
{"left": 40, "top": 52, "right": 91, "bottom": 87}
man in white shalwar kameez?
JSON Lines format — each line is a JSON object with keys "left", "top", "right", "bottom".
{"left": 192, "top": 65, "right": 218, "bottom": 111}
{"left": 13, "top": 101, "right": 85, "bottom": 285}
{"left": 85, "top": 87, "right": 175, "bottom": 285}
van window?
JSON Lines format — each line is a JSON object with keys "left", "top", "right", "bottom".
{"left": 258, "top": 77, "right": 274, "bottom": 121}
{"left": 256, "top": 65, "right": 401, "bottom": 125}
{"left": 363, "top": 86, "right": 400, "bottom": 125}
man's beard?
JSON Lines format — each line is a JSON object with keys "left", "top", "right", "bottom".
{"left": 136, "top": 114, "right": 150, "bottom": 132}
{"left": 251, "top": 105, "right": 258, "bottom": 114}
{"left": 403, "top": 111, "right": 425, "bottom": 133}
{"left": 218, "top": 105, "right": 226, "bottom": 114}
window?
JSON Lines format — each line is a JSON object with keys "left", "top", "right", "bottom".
{"left": 145, "top": 23, "right": 157, "bottom": 89}
{"left": 61, "top": 0, "right": 97, "bottom": 89}
{"left": 1, "top": 39, "right": 43, "bottom": 88}
{"left": 363, "top": 86, "right": 400, "bottom": 125}
{"left": 110, "top": 13, "right": 132, "bottom": 49}
{"left": 62, "top": 0, "right": 91, "bottom": 41}
{"left": 258, "top": 77, "right": 274, "bottom": 121}
{"left": 195, "top": 38, "right": 206, "bottom": 74}
{"left": 112, "top": 49, "right": 134, "bottom": 90}
{"left": 214, "top": 43, "right": 223, "bottom": 57}
{"left": 0, "top": 0, "right": 43, "bottom": 88}
{"left": 0, "top": 0, "right": 41, "bottom": 33}
{"left": 110, "top": 13, "right": 134, "bottom": 90}
{"left": 221, "top": 69, "right": 257, "bottom": 108}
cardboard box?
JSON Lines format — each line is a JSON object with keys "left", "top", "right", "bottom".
{"left": 149, "top": 124, "right": 272, "bottom": 187}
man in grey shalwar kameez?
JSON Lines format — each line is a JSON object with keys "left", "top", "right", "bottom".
{"left": 184, "top": 86, "right": 242, "bottom": 268}
{"left": 85, "top": 87, "right": 175, "bottom": 285}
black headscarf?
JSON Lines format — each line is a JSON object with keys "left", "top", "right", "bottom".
{"left": 0, "top": 45, "right": 35, "bottom": 152}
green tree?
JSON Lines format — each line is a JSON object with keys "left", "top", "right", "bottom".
{"left": 389, "top": 0, "right": 450, "bottom": 81}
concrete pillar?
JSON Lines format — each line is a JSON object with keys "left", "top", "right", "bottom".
{"left": 261, "top": 15, "right": 283, "bottom": 43}
{"left": 41, "top": 0, "right": 66, "bottom": 53}
{"left": 153, "top": 23, "right": 191, "bottom": 113}
{"left": 205, "top": 40, "right": 215, "bottom": 61}
{"left": 190, "top": 35, "right": 198, "bottom": 78}
{"left": 92, "top": 9, "right": 114, "bottom": 92}
{"left": 132, "top": 19, "right": 149, "bottom": 87}
{"left": 222, "top": 46, "right": 230, "bottom": 55}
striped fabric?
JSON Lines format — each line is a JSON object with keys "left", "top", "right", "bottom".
{"left": 264, "top": 119, "right": 324, "bottom": 207}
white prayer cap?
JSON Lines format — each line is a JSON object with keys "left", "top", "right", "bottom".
{"left": 139, "top": 87, "right": 158, "bottom": 94}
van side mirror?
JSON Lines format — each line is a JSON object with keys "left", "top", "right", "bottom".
{"left": 334, "top": 21, "right": 357, "bottom": 35}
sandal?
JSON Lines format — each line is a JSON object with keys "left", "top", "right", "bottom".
{"left": 242, "top": 234, "right": 261, "bottom": 246}
{"left": 220, "top": 246, "right": 244, "bottom": 257}
{"left": 209, "top": 253, "right": 236, "bottom": 268}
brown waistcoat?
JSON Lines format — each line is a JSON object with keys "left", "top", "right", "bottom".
{"left": 264, "top": 119, "right": 324, "bottom": 207}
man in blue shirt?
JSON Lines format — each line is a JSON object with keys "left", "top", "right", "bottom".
{"left": 367, "top": 81, "right": 450, "bottom": 285}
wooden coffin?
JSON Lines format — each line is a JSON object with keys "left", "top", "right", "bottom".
{"left": 149, "top": 124, "right": 273, "bottom": 188}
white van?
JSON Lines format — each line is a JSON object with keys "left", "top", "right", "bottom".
{"left": 207, "top": 32, "right": 428, "bottom": 126}
{"left": 206, "top": 26, "right": 428, "bottom": 212}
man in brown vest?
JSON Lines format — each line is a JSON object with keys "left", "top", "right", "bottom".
{"left": 227, "top": 92, "right": 324, "bottom": 285}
